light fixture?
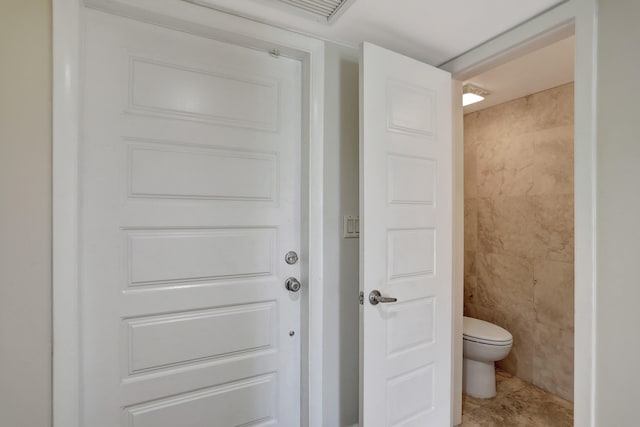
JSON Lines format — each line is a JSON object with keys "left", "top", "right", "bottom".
{"left": 462, "top": 84, "right": 489, "bottom": 107}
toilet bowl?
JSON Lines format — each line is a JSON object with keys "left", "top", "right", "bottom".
{"left": 462, "top": 316, "right": 513, "bottom": 398}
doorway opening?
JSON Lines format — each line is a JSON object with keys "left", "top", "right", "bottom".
{"left": 457, "top": 34, "right": 576, "bottom": 426}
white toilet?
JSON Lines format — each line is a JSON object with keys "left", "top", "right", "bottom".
{"left": 462, "top": 316, "right": 513, "bottom": 398}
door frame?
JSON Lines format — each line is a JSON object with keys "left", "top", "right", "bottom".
{"left": 52, "top": 1, "right": 326, "bottom": 426}
{"left": 441, "top": 0, "right": 597, "bottom": 425}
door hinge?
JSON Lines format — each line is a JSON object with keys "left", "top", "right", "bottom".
{"left": 359, "top": 291, "right": 364, "bottom": 305}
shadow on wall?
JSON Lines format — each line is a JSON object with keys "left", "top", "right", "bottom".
{"left": 322, "top": 44, "right": 360, "bottom": 427}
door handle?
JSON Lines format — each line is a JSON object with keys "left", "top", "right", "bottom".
{"left": 369, "top": 290, "right": 397, "bottom": 305}
{"left": 285, "top": 277, "right": 301, "bottom": 292}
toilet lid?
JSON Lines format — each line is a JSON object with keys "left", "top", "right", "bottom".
{"left": 463, "top": 316, "right": 512, "bottom": 344}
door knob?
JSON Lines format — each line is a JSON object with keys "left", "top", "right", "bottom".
{"left": 369, "top": 290, "right": 397, "bottom": 305}
{"left": 285, "top": 251, "right": 299, "bottom": 265}
{"left": 285, "top": 277, "right": 301, "bottom": 292}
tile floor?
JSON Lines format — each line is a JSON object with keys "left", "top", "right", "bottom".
{"left": 459, "top": 369, "right": 573, "bottom": 426}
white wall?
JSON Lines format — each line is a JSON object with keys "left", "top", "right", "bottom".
{"left": 594, "top": 0, "right": 640, "bottom": 423}
{"left": 322, "top": 42, "right": 360, "bottom": 427}
{"left": 0, "top": 1, "right": 52, "bottom": 426}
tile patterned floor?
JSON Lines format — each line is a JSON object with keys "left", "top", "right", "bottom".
{"left": 459, "top": 369, "right": 573, "bottom": 426}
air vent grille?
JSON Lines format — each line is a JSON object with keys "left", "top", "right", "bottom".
{"left": 279, "top": 0, "right": 351, "bottom": 21}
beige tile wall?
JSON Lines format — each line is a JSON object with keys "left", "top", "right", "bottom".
{"left": 464, "top": 83, "right": 574, "bottom": 401}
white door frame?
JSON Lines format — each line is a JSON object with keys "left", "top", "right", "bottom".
{"left": 441, "top": 0, "right": 597, "bottom": 425}
{"left": 52, "top": 1, "right": 325, "bottom": 426}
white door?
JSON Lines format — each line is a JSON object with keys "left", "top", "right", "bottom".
{"left": 359, "top": 42, "right": 452, "bottom": 426}
{"left": 80, "top": 9, "right": 302, "bottom": 426}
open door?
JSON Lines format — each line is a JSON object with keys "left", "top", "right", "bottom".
{"left": 359, "top": 42, "right": 452, "bottom": 426}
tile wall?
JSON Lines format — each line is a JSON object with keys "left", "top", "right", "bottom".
{"left": 464, "top": 83, "right": 574, "bottom": 400}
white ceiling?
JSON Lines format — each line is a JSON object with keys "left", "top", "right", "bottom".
{"left": 463, "top": 35, "right": 575, "bottom": 113}
{"left": 186, "top": 0, "right": 565, "bottom": 65}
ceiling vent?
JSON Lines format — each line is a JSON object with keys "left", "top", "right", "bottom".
{"left": 277, "top": 0, "right": 355, "bottom": 23}
{"left": 183, "top": 0, "right": 355, "bottom": 25}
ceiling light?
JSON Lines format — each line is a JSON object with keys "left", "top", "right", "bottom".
{"left": 462, "top": 84, "right": 489, "bottom": 107}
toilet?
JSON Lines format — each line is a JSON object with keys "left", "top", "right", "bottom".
{"left": 462, "top": 316, "right": 513, "bottom": 398}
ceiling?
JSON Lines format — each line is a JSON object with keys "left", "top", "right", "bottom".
{"left": 185, "top": 0, "right": 565, "bottom": 66}
{"left": 463, "top": 35, "right": 575, "bottom": 113}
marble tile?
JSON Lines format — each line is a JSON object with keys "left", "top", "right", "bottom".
{"left": 492, "top": 308, "right": 535, "bottom": 383}
{"left": 533, "top": 323, "right": 574, "bottom": 402}
{"left": 531, "top": 194, "right": 574, "bottom": 263}
{"left": 464, "top": 198, "right": 478, "bottom": 251}
{"left": 476, "top": 253, "right": 534, "bottom": 308}
{"left": 461, "top": 383, "right": 573, "bottom": 427}
{"left": 463, "top": 303, "right": 477, "bottom": 318}
{"left": 534, "top": 260, "right": 574, "bottom": 328}
{"left": 477, "top": 196, "right": 535, "bottom": 258}
{"left": 464, "top": 275, "right": 477, "bottom": 307}
{"left": 464, "top": 143, "right": 478, "bottom": 198}
{"left": 466, "top": 96, "right": 536, "bottom": 142}
{"left": 464, "top": 251, "right": 477, "bottom": 308}
{"left": 460, "top": 369, "right": 573, "bottom": 427}
{"left": 527, "top": 83, "right": 574, "bottom": 131}
{"left": 530, "top": 125, "right": 574, "bottom": 196}
{"left": 475, "top": 253, "right": 535, "bottom": 381}
{"left": 464, "top": 110, "right": 480, "bottom": 146}
{"left": 461, "top": 394, "right": 484, "bottom": 417}
{"left": 464, "top": 250, "right": 476, "bottom": 277}
{"left": 477, "top": 134, "right": 534, "bottom": 198}
{"left": 494, "top": 369, "right": 529, "bottom": 395}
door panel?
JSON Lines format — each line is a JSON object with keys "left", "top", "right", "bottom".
{"left": 125, "top": 374, "right": 278, "bottom": 427}
{"left": 124, "top": 374, "right": 278, "bottom": 427}
{"left": 81, "top": 9, "right": 301, "bottom": 426}
{"left": 360, "top": 42, "right": 452, "bottom": 426}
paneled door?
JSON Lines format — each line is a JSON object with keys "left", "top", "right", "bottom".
{"left": 80, "top": 9, "right": 302, "bottom": 426}
{"left": 359, "top": 42, "right": 453, "bottom": 426}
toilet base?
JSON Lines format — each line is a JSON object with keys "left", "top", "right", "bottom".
{"left": 463, "top": 358, "right": 497, "bottom": 398}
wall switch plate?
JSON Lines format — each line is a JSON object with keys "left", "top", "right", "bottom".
{"left": 343, "top": 215, "right": 359, "bottom": 238}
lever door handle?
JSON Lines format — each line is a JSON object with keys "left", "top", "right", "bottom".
{"left": 369, "top": 290, "right": 397, "bottom": 305}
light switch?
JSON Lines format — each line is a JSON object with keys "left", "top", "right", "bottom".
{"left": 343, "top": 215, "right": 359, "bottom": 238}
